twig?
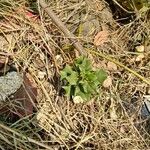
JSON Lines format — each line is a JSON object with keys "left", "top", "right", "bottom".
{"left": 39, "top": 0, "right": 86, "bottom": 56}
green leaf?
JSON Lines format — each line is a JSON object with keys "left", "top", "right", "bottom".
{"left": 95, "top": 69, "right": 107, "bottom": 84}
{"left": 63, "top": 85, "right": 76, "bottom": 97}
{"left": 60, "top": 65, "right": 78, "bottom": 85}
{"left": 63, "top": 85, "right": 71, "bottom": 97}
{"left": 61, "top": 64, "right": 78, "bottom": 98}
{"left": 75, "top": 86, "right": 90, "bottom": 101}
{"left": 85, "top": 71, "right": 97, "bottom": 81}
{"left": 81, "top": 81, "right": 88, "bottom": 93}
{"left": 66, "top": 71, "right": 78, "bottom": 85}
{"left": 75, "top": 57, "right": 92, "bottom": 72}
{"left": 80, "top": 81, "right": 93, "bottom": 93}
{"left": 92, "top": 79, "right": 100, "bottom": 87}
{"left": 81, "top": 57, "right": 92, "bottom": 71}
{"left": 60, "top": 65, "right": 73, "bottom": 80}
{"left": 75, "top": 56, "right": 84, "bottom": 65}
{"left": 60, "top": 56, "right": 107, "bottom": 102}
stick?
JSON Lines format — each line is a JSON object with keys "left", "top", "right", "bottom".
{"left": 39, "top": 0, "right": 86, "bottom": 56}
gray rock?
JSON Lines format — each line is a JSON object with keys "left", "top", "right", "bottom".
{"left": 141, "top": 95, "right": 150, "bottom": 119}
{"left": 0, "top": 71, "right": 23, "bottom": 101}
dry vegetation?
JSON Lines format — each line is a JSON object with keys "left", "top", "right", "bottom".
{"left": 0, "top": 0, "right": 150, "bottom": 149}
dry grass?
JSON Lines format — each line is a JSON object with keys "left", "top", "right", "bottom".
{"left": 0, "top": 0, "right": 150, "bottom": 149}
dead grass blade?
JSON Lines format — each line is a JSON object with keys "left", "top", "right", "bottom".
{"left": 0, "top": 123, "right": 54, "bottom": 150}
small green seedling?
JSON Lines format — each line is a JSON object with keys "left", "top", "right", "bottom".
{"left": 60, "top": 56, "right": 107, "bottom": 102}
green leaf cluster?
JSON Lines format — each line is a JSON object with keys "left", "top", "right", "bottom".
{"left": 60, "top": 56, "right": 107, "bottom": 101}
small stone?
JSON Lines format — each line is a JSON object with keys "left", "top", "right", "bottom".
{"left": 141, "top": 95, "right": 150, "bottom": 119}
{"left": 135, "top": 54, "right": 144, "bottom": 62}
{"left": 38, "top": 71, "right": 46, "bottom": 80}
{"left": 103, "top": 76, "right": 112, "bottom": 88}
{"left": 73, "top": 96, "right": 84, "bottom": 104}
{"left": 144, "top": 99, "right": 150, "bottom": 113}
{"left": 107, "top": 61, "right": 117, "bottom": 71}
{"left": 94, "top": 30, "right": 109, "bottom": 46}
{"left": 55, "top": 55, "right": 63, "bottom": 66}
{"left": 110, "top": 106, "right": 117, "bottom": 120}
{"left": 135, "top": 45, "right": 144, "bottom": 52}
